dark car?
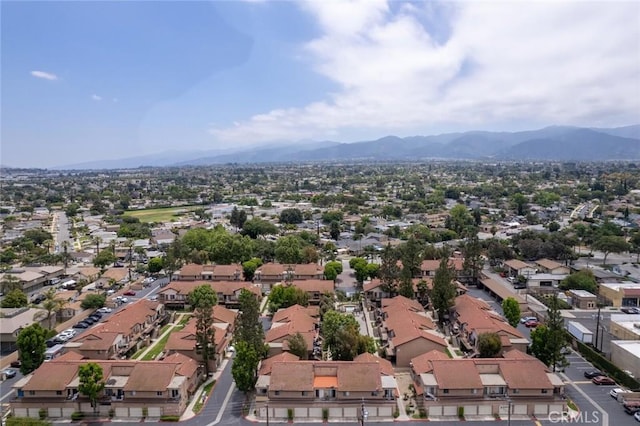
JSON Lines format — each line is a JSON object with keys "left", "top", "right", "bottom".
{"left": 584, "top": 370, "right": 604, "bottom": 379}
{"left": 73, "top": 322, "right": 89, "bottom": 329}
{"left": 83, "top": 317, "right": 96, "bottom": 325}
{"left": 592, "top": 376, "right": 616, "bottom": 385}
{"left": 621, "top": 307, "right": 640, "bottom": 314}
{"left": 46, "top": 338, "right": 57, "bottom": 348}
{"left": 31, "top": 294, "right": 45, "bottom": 304}
{"left": 123, "top": 290, "right": 136, "bottom": 296}
{"left": 10, "top": 360, "right": 21, "bottom": 368}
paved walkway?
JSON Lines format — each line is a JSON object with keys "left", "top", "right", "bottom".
{"left": 133, "top": 313, "right": 186, "bottom": 360}
{"left": 180, "top": 358, "right": 230, "bottom": 421}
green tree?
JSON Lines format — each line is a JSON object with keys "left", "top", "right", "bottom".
{"left": 462, "top": 233, "right": 484, "bottom": 285}
{"left": 325, "top": 260, "right": 343, "bottom": 275}
{"left": 324, "top": 263, "right": 338, "bottom": 282}
{"left": 593, "top": 235, "right": 631, "bottom": 265}
{"left": 78, "top": 362, "right": 105, "bottom": 415}
{"left": 546, "top": 293, "right": 568, "bottom": 372}
{"left": 398, "top": 276, "right": 414, "bottom": 299}
{"left": 242, "top": 258, "right": 263, "bottom": 282}
{"left": 379, "top": 244, "right": 400, "bottom": 294}
{"left": 33, "top": 288, "right": 66, "bottom": 329}
{"left": 241, "top": 218, "right": 278, "bottom": 239}
{"left": 501, "top": 297, "right": 521, "bottom": 328}
{"left": 511, "top": 193, "right": 528, "bottom": 216}
{"left": 93, "top": 249, "right": 117, "bottom": 269}
{"left": 477, "top": 332, "right": 502, "bottom": 357}
{"left": 322, "top": 310, "right": 359, "bottom": 353}
{"left": 329, "top": 221, "right": 341, "bottom": 241}
{"left": 148, "top": 257, "right": 164, "bottom": 273}
{"left": 1, "top": 274, "right": 22, "bottom": 294}
{"left": 287, "top": 332, "right": 308, "bottom": 359}
{"left": 530, "top": 325, "right": 553, "bottom": 366}
{"left": 17, "top": 323, "right": 47, "bottom": 375}
{"left": 268, "top": 285, "right": 309, "bottom": 313}
{"left": 235, "top": 289, "right": 265, "bottom": 357}
{"left": 189, "top": 285, "right": 217, "bottom": 376}
{"left": 446, "top": 204, "right": 475, "bottom": 237}
{"left": 350, "top": 257, "right": 370, "bottom": 284}
{"left": 81, "top": 294, "right": 106, "bottom": 309}
{"left": 430, "top": 258, "right": 457, "bottom": 323}
{"left": 559, "top": 269, "right": 598, "bottom": 293}
{"left": 279, "top": 208, "right": 303, "bottom": 225}
{"left": 275, "top": 235, "right": 304, "bottom": 264}
{"left": 230, "top": 207, "right": 248, "bottom": 230}
{"left": 232, "top": 341, "right": 260, "bottom": 393}
{"left": 1, "top": 289, "right": 28, "bottom": 308}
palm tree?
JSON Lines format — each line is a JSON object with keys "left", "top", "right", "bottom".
{"left": 33, "top": 287, "right": 66, "bottom": 329}
{"left": 61, "top": 241, "right": 71, "bottom": 268}
{"left": 92, "top": 236, "right": 102, "bottom": 255}
{"left": 1, "top": 274, "right": 21, "bottom": 293}
{"left": 126, "top": 239, "right": 135, "bottom": 281}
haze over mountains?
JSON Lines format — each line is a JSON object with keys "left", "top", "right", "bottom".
{"left": 56, "top": 125, "right": 640, "bottom": 170}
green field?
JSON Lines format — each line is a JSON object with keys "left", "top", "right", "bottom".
{"left": 123, "top": 206, "right": 200, "bottom": 223}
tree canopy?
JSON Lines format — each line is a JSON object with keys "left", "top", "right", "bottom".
{"left": 17, "top": 323, "right": 47, "bottom": 375}
{"left": 1, "top": 289, "right": 28, "bottom": 308}
{"left": 477, "top": 332, "right": 502, "bottom": 357}
{"left": 559, "top": 269, "right": 598, "bottom": 293}
{"left": 78, "top": 362, "right": 105, "bottom": 414}
{"left": 501, "top": 297, "right": 521, "bottom": 328}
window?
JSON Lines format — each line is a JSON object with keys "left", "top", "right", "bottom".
{"left": 275, "top": 391, "right": 280, "bottom": 396}
{"left": 302, "top": 391, "right": 308, "bottom": 396}
{"left": 56, "top": 391, "right": 62, "bottom": 395}
{"left": 343, "top": 391, "right": 350, "bottom": 396}
{"left": 171, "top": 389, "right": 179, "bottom": 398}
{"left": 443, "top": 389, "right": 449, "bottom": 394}
{"left": 157, "top": 391, "right": 163, "bottom": 396}
{"left": 471, "top": 389, "right": 477, "bottom": 394}
{"left": 29, "top": 391, "right": 35, "bottom": 396}
{"left": 542, "top": 389, "right": 548, "bottom": 394}
{"left": 512, "top": 389, "right": 519, "bottom": 394}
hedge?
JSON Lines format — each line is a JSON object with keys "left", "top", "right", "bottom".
{"left": 576, "top": 340, "right": 640, "bottom": 390}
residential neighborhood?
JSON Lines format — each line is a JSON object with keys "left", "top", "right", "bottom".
{"left": 0, "top": 161, "right": 639, "bottom": 426}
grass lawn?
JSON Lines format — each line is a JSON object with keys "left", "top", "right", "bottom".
{"left": 131, "top": 347, "right": 146, "bottom": 360}
{"left": 177, "top": 314, "right": 191, "bottom": 328}
{"left": 160, "top": 324, "right": 172, "bottom": 335}
{"left": 142, "top": 328, "right": 174, "bottom": 361}
{"left": 193, "top": 381, "right": 216, "bottom": 414}
{"left": 123, "top": 206, "right": 201, "bottom": 223}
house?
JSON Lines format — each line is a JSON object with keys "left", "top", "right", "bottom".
{"left": 409, "top": 350, "right": 565, "bottom": 418}
{"left": 526, "top": 274, "right": 567, "bottom": 289}
{"left": 173, "top": 263, "right": 243, "bottom": 282}
{"left": 10, "top": 356, "right": 202, "bottom": 419}
{"left": 376, "top": 296, "right": 448, "bottom": 367}
{"left": 534, "top": 259, "right": 570, "bottom": 275}
{"left": 266, "top": 305, "right": 319, "bottom": 357}
{"left": 287, "top": 280, "right": 334, "bottom": 305}
{"left": 151, "top": 229, "right": 176, "bottom": 247}
{"left": 87, "top": 299, "right": 167, "bottom": 357}
{"left": 254, "top": 263, "right": 324, "bottom": 287}
{"left": 452, "top": 294, "right": 528, "bottom": 355}
{"left": 568, "top": 290, "right": 597, "bottom": 309}
{"left": 255, "top": 359, "right": 397, "bottom": 422}
{"left": 419, "top": 258, "right": 465, "bottom": 279}
{"left": 164, "top": 306, "right": 237, "bottom": 371}
{"left": 157, "top": 281, "right": 261, "bottom": 309}
{"left": 66, "top": 332, "right": 124, "bottom": 360}
{"left": 503, "top": 260, "right": 537, "bottom": 279}
{"left": 101, "top": 267, "right": 129, "bottom": 285}
{"left": 0, "top": 307, "right": 54, "bottom": 353}
{"left": 57, "top": 300, "right": 85, "bottom": 322}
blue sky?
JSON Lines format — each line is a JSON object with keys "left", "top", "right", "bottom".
{"left": 2, "top": 1, "right": 639, "bottom": 168}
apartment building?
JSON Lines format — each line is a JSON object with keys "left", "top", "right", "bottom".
{"left": 172, "top": 263, "right": 243, "bottom": 282}
{"left": 266, "top": 304, "right": 319, "bottom": 358}
{"left": 157, "top": 280, "right": 261, "bottom": 309}
{"left": 10, "top": 354, "right": 202, "bottom": 419}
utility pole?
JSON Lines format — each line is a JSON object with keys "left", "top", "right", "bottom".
{"left": 360, "top": 398, "right": 368, "bottom": 426}
{"left": 594, "top": 306, "right": 601, "bottom": 350}
{"left": 265, "top": 402, "right": 269, "bottom": 426}
{"left": 508, "top": 399, "right": 511, "bottom": 426}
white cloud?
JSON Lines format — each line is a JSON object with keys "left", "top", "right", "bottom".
{"left": 211, "top": 1, "right": 640, "bottom": 144}
{"left": 92, "top": 94, "right": 102, "bottom": 101}
{"left": 30, "top": 70, "right": 58, "bottom": 81}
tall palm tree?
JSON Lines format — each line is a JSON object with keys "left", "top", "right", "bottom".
{"left": 92, "top": 236, "right": 102, "bottom": 255}
{"left": 61, "top": 240, "right": 71, "bottom": 268}
{"left": 33, "top": 287, "right": 66, "bottom": 329}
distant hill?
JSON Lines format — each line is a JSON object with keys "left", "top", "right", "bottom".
{"left": 45, "top": 124, "right": 640, "bottom": 169}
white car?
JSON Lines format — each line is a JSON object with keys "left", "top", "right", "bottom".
{"left": 60, "top": 329, "right": 76, "bottom": 337}
{"left": 610, "top": 388, "right": 631, "bottom": 401}
{"left": 97, "top": 307, "right": 112, "bottom": 314}
{"left": 634, "top": 411, "right": 640, "bottom": 422}
{"left": 520, "top": 316, "right": 537, "bottom": 324}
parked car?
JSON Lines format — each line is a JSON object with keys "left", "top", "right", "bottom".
{"left": 10, "top": 360, "right": 21, "bottom": 368}
{"left": 625, "top": 403, "right": 640, "bottom": 414}
{"left": 634, "top": 411, "right": 640, "bottom": 422}
{"left": 83, "top": 317, "right": 96, "bottom": 325}
{"left": 611, "top": 388, "right": 632, "bottom": 400}
{"left": 97, "top": 307, "right": 112, "bottom": 313}
{"left": 2, "top": 369, "right": 17, "bottom": 379}
{"left": 73, "top": 322, "right": 89, "bottom": 329}
{"left": 584, "top": 370, "right": 604, "bottom": 379}
{"left": 520, "top": 316, "right": 537, "bottom": 324}
{"left": 621, "top": 307, "right": 640, "bottom": 314}
{"left": 54, "top": 333, "right": 70, "bottom": 342}
{"left": 524, "top": 319, "right": 539, "bottom": 328}
{"left": 61, "top": 329, "right": 76, "bottom": 337}
{"left": 46, "top": 338, "right": 57, "bottom": 348}
{"left": 123, "top": 290, "right": 136, "bottom": 296}
{"left": 592, "top": 376, "right": 616, "bottom": 385}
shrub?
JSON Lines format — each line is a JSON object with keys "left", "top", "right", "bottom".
{"left": 458, "top": 406, "right": 464, "bottom": 418}
{"left": 393, "top": 408, "right": 400, "bottom": 418}
{"left": 142, "top": 407, "right": 148, "bottom": 418}
{"left": 38, "top": 408, "right": 47, "bottom": 420}
{"left": 159, "top": 415, "right": 180, "bottom": 422}
{"left": 70, "top": 412, "right": 84, "bottom": 421}
{"left": 108, "top": 408, "right": 115, "bottom": 418}
{"left": 322, "top": 408, "right": 329, "bottom": 421}
{"left": 287, "top": 408, "right": 294, "bottom": 421}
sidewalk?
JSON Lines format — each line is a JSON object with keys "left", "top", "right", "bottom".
{"left": 133, "top": 313, "right": 185, "bottom": 360}
{"left": 180, "top": 358, "right": 230, "bottom": 421}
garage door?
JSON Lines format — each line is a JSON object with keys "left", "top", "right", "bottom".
{"left": 534, "top": 404, "right": 549, "bottom": 415}
{"left": 13, "top": 408, "right": 27, "bottom": 418}
{"left": 513, "top": 404, "right": 528, "bottom": 415}
{"left": 430, "top": 406, "right": 442, "bottom": 416}
{"left": 443, "top": 406, "right": 457, "bottom": 416}
{"left": 294, "top": 407, "right": 307, "bottom": 418}
{"left": 148, "top": 407, "right": 162, "bottom": 417}
{"left": 478, "top": 405, "right": 492, "bottom": 415}
{"left": 378, "top": 406, "right": 392, "bottom": 417}
{"left": 129, "top": 407, "right": 143, "bottom": 418}
{"left": 28, "top": 408, "right": 40, "bottom": 418}
{"left": 48, "top": 407, "right": 62, "bottom": 417}
{"left": 464, "top": 405, "right": 478, "bottom": 416}
{"left": 115, "top": 407, "right": 129, "bottom": 417}
{"left": 344, "top": 407, "right": 357, "bottom": 418}
{"left": 549, "top": 404, "right": 564, "bottom": 413}
{"left": 62, "top": 407, "right": 75, "bottom": 417}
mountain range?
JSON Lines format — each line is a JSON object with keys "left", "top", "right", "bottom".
{"left": 56, "top": 125, "right": 640, "bottom": 169}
